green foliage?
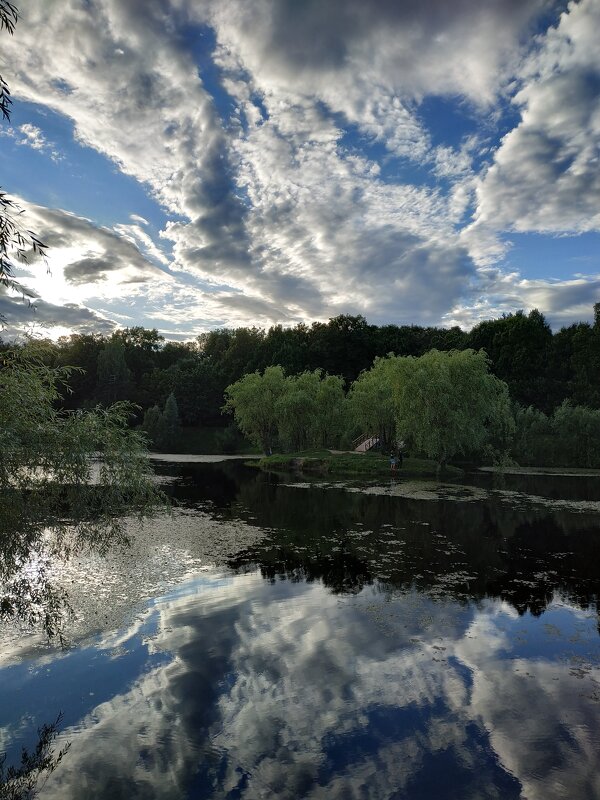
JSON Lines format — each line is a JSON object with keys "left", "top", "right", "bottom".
{"left": 348, "top": 355, "right": 403, "bottom": 451}
{"left": 140, "top": 393, "right": 181, "bottom": 451}
{"left": 223, "top": 366, "right": 286, "bottom": 453}
{"left": 276, "top": 371, "right": 320, "bottom": 450}
{"left": 468, "top": 309, "right": 553, "bottom": 410}
{"left": 512, "top": 405, "right": 554, "bottom": 465}
{"left": 214, "top": 422, "right": 243, "bottom": 454}
{"left": 225, "top": 367, "right": 346, "bottom": 453}
{"left": 564, "top": 323, "right": 600, "bottom": 408}
{"left": 394, "top": 349, "right": 513, "bottom": 468}
{"left": 55, "top": 333, "right": 104, "bottom": 410}
{"left": 0, "top": 345, "right": 163, "bottom": 636}
{"left": 0, "top": 190, "right": 46, "bottom": 299}
{"left": 306, "top": 315, "right": 375, "bottom": 384}
{"left": 552, "top": 402, "right": 600, "bottom": 468}
{"left": 161, "top": 392, "right": 180, "bottom": 445}
{"left": 511, "top": 402, "right": 600, "bottom": 468}
{"left": 313, "top": 373, "right": 346, "bottom": 447}
{"left": 96, "top": 338, "right": 131, "bottom": 404}
{"left": 5, "top": 305, "right": 600, "bottom": 457}
{"left": 141, "top": 404, "right": 163, "bottom": 448}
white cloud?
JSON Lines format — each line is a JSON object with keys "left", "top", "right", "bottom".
{"left": 4, "top": 0, "right": 251, "bottom": 285}
{"left": 0, "top": 122, "right": 62, "bottom": 160}
{"left": 0, "top": 289, "right": 117, "bottom": 339}
{"left": 129, "top": 214, "right": 149, "bottom": 226}
{"left": 446, "top": 270, "right": 600, "bottom": 329}
{"left": 0, "top": 198, "right": 180, "bottom": 337}
{"left": 469, "top": 0, "right": 600, "bottom": 254}
{"left": 15, "top": 200, "right": 168, "bottom": 298}
{"left": 201, "top": 0, "right": 547, "bottom": 109}
{"left": 3, "top": 0, "right": 597, "bottom": 332}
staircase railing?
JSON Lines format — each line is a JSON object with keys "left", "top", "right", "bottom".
{"left": 353, "top": 433, "right": 379, "bottom": 452}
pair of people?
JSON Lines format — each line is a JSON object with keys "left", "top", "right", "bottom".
{"left": 390, "top": 450, "right": 403, "bottom": 472}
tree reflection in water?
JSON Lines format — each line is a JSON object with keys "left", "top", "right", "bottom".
{"left": 1, "top": 355, "right": 165, "bottom": 797}
{"left": 2, "top": 460, "right": 600, "bottom": 799}
{"left": 0, "top": 715, "right": 70, "bottom": 800}
{"left": 163, "top": 462, "right": 600, "bottom": 626}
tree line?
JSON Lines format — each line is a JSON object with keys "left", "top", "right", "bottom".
{"left": 3, "top": 306, "right": 599, "bottom": 415}
{"left": 1, "top": 306, "right": 599, "bottom": 462}
{"left": 224, "top": 349, "right": 600, "bottom": 469}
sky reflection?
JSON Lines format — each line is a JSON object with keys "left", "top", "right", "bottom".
{"left": 2, "top": 463, "right": 600, "bottom": 798}
{"left": 1, "top": 568, "right": 598, "bottom": 799}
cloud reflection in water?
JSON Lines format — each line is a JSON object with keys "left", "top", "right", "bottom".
{"left": 22, "top": 569, "right": 600, "bottom": 800}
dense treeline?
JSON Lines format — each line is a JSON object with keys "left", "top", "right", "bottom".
{"left": 1, "top": 306, "right": 599, "bottom": 461}
{"left": 3, "top": 307, "right": 599, "bottom": 414}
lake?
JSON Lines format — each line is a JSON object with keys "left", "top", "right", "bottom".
{"left": 2, "top": 458, "right": 600, "bottom": 799}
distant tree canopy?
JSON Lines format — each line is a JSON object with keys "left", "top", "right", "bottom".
{"left": 512, "top": 402, "right": 600, "bottom": 469}
{"left": 141, "top": 391, "right": 181, "bottom": 451}
{"left": 467, "top": 309, "right": 553, "bottom": 410}
{"left": 96, "top": 338, "right": 131, "bottom": 404}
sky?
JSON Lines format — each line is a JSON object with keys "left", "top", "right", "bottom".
{"left": 1, "top": 0, "right": 599, "bottom": 339}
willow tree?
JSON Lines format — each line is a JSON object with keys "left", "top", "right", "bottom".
{"left": 312, "top": 372, "right": 346, "bottom": 448}
{"left": 275, "top": 370, "right": 319, "bottom": 451}
{"left": 394, "top": 349, "right": 513, "bottom": 469}
{"left": 348, "top": 355, "right": 404, "bottom": 451}
{"left": 0, "top": 344, "right": 163, "bottom": 637}
{"left": 274, "top": 370, "right": 346, "bottom": 450}
{"left": 224, "top": 367, "right": 346, "bottom": 453}
{"left": 223, "top": 365, "right": 286, "bottom": 453}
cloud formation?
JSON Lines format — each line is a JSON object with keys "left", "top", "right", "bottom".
{"left": 0, "top": 122, "right": 62, "bottom": 160}
{"left": 19, "top": 201, "right": 166, "bottom": 286}
{"left": 0, "top": 289, "right": 116, "bottom": 338}
{"left": 469, "top": 0, "right": 600, "bottom": 256}
{"left": 31, "top": 573, "right": 600, "bottom": 800}
{"left": 2, "top": 0, "right": 599, "bottom": 334}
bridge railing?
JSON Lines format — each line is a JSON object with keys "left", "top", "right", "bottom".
{"left": 352, "top": 433, "right": 379, "bottom": 452}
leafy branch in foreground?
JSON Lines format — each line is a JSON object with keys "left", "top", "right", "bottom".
{"left": 0, "top": 191, "right": 47, "bottom": 295}
{"left": 0, "top": 344, "right": 166, "bottom": 638}
{"left": 0, "top": 1, "right": 17, "bottom": 34}
{"left": 0, "top": 2, "right": 18, "bottom": 121}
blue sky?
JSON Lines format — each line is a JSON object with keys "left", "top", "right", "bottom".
{"left": 1, "top": 0, "right": 599, "bottom": 339}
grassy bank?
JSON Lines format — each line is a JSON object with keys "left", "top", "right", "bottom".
{"left": 253, "top": 450, "right": 463, "bottom": 479}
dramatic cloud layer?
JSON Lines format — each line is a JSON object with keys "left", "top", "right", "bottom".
{"left": 2, "top": 0, "right": 599, "bottom": 336}
{"left": 470, "top": 0, "right": 600, "bottom": 256}
{"left": 0, "top": 290, "right": 116, "bottom": 339}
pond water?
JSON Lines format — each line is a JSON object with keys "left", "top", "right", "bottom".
{"left": 2, "top": 460, "right": 600, "bottom": 799}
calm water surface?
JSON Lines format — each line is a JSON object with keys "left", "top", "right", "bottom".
{"left": 2, "top": 460, "right": 600, "bottom": 799}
